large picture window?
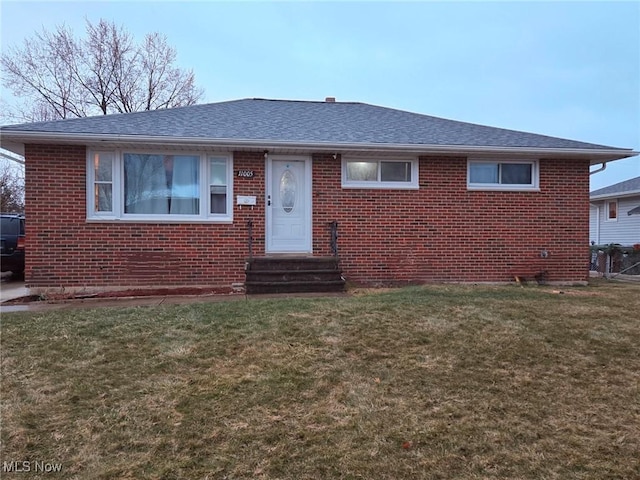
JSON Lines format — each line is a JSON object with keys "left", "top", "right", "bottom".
{"left": 342, "top": 158, "right": 418, "bottom": 189}
{"left": 87, "top": 151, "right": 233, "bottom": 222}
{"left": 124, "top": 154, "right": 200, "bottom": 215}
{"left": 467, "top": 159, "right": 539, "bottom": 191}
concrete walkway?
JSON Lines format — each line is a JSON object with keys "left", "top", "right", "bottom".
{"left": 4, "top": 274, "right": 636, "bottom": 315}
{"left": 0, "top": 288, "right": 347, "bottom": 314}
{"left": 590, "top": 271, "right": 640, "bottom": 283}
{"left": 0, "top": 273, "right": 29, "bottom": 304}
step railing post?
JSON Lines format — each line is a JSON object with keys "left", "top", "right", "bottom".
{"left": 330, "top": 220, "right": 338, "bottom": 257}
{"left": 247, "top": 219, "right": 254, "bottom": 261}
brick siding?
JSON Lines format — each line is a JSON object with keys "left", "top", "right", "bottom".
{"left": 313, "top": 154, "right": 590, "bottom": 285}
{"left": 23, "top": 145, "right": 590, "bottom": 290}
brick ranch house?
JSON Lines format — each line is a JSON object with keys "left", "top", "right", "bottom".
{"left": 1, "top": 98, "right": 637, "bottom": 294}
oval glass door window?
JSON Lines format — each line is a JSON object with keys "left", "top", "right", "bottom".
{"left": 280, "top": 169, "right": 296, "bottom": 213}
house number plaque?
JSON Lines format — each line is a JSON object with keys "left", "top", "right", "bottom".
{"left": 237, "top": 170, "right": 255, "bottom": 178}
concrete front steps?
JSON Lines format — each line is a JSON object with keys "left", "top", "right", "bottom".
{"left": 245, "top": 256, "right": 345, "bottom": 294}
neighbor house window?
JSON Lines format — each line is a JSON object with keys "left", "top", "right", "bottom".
{"left": 467, "top": 159, "right": 539, "bottom": 191}
{"left": 607, "top": 200, "right": 618, "bottom": 221}
{"left": 87, "top": 151, "right": 233, "bottom": 222}
{"left": 342, "top": 158, "right": 419, "bottom": 189}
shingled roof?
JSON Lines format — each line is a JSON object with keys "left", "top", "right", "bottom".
{"left": 590, "top": 175, "right": 640, "bottom": 198}
{"left": 1, "top": 99, "right": 636, "bottom": 162}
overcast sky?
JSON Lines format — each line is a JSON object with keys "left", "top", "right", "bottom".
{"left": 1, "top": 0, "right": 638, "bottom": 191}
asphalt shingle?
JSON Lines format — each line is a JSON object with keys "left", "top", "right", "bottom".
{"left": 590, "top": 176, "right": 640, "bottom": 197}
{"left": 0, "top": 98, "right": 626, "bottom": 151}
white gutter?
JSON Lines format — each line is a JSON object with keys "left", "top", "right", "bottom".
{"left": 1, "top": 130, "right": 638, "bottom": 164}
{"left": 0, "top": 148, "right": 25, "bottom": 165}
{"left": 589, "top": 162, "right": 607, "bottom": 175}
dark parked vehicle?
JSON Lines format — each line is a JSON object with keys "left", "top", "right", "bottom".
{"left": 1, "top": 213, "right": 25, "bottom": 276}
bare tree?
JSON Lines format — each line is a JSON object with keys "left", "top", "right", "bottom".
{"left": 0, "top": 162, "right": 25, "bottom": 213}
{"left": 134, "top": 33, "right": 202, "bottom": 112}
{"left": 1, "top": 25, "right": 86, "bottom": 121}
{"left": 81, "top": 19, "right": 136, "bottom": 114}
{"left": 1, "top": 19, "right": 204, "bottom": 122}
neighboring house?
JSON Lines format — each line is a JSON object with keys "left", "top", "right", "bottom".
{"left": 0, "top": 98, "right": 637, "bottom": 293}
{"left": 589, "top": 175, "right": 640, "bottom": 246}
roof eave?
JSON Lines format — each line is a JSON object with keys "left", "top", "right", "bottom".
{"left": 590, "top": 189, "right": 640, "bottom": 200}
{"left": 1, "top": 131, "right": 637, "bottom": 164}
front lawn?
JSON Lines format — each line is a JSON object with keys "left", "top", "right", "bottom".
{"left": 1, "top": 282, "right": 639, "bottom": 479}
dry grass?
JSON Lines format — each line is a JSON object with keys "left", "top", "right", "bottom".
{"left": 1, "top": 280, "right": 639, "bottom": 479}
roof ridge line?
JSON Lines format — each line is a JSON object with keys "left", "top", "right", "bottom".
{"left": 248, "top": 97, "right": 362, "bottom": 105}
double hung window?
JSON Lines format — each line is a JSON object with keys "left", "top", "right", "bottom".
{"left": 467, "top": 160, "right": 539, "bottom": 191}
{"left": 93, "top": 152, "right": 114, "bottom": 213}
{"left": 342, "top": 158, "right": 418, "bottom": 189}
{"left": 87, "top": 151, "right": 233, "bottom": 222}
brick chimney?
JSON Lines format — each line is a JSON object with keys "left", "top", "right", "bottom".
{"left": 325, "top": 97, "right": 336, "bottom": 103}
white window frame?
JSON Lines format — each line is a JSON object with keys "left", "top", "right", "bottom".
{"left": 86, "top": 150, "right": 234, "bottom": 223}
{"left": 341, "top": 157, "right": 419, "bottom": 189}
{"left": 88, "top": 151, "right": 115, "bottom": 216}
{"left": 606, "top": 200, "right": 618, "bottom": 222}
{"left": 467, "top": 159, "right": 540, "bottom": 192}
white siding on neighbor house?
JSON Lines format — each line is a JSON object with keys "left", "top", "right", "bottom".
{"left": 589, "top": 195, "right": 640, "bottom": 246}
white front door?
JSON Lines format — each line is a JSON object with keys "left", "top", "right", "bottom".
{"left": 266, "top": 156, "right": 312, "bottom": 253}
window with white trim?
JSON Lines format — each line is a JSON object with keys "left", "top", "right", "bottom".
{"left": 467, "top": 159, "right": 539, "bottom": 191}
{"left": 92, "top": 151, "right": 114, "bottom": 213}
{"left": 342, "top": 158, "right": 419, "bottom": 189}
{"left": 607, "top": 200, "right": 618, "bottom": 221}
{"left": 87, "top": 151, "right": 233, "bottom": 222}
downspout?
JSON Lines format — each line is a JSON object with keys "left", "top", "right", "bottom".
{"left": 596, "top": 205, "right": 600, "bottom": 244}
{"left": 590, "top": 162, "right": 607, "bottom": 175}
{"left": 589, "top": 202, "right": 601, "bottom": 244}
{"left": 589, "top": 202, "right": 600, "bottom": 245}
{"left": 588, "top": 202, "right": 601, "bottom": 273}
{"left": 589, "top": 163, "right": 607, "bottom": 245}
